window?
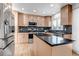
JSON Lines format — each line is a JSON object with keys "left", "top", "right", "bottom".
{"left": 52, "top": 13, "right": 61, "bottom": 30}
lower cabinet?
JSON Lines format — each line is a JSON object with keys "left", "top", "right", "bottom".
{"left": 34, "top": 36, "right": 52, "bottom": 56}
{"left": 15, "top": 33, "right": 32, "bottom": 56}
{"left": 33, "top": 36, "right": 72, "bottom": 56}
{"left": 64, "top": 34, "right": 71, "bottom": 40}
{"left": 52, "top": 44, "right": 72, "bottom": 56}
{"left": 15, "top": 33, "right": 72, "bottom": 56}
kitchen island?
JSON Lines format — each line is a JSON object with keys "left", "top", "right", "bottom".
{"left": 35, "top": 33, "right": 73, "bottom": 56}
{"left": 15, "top": 32, "right": 74, "bottom": 56}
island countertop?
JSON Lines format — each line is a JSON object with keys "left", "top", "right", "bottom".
{"left": 35, "top": 33, "right": 74, "bottom": 46}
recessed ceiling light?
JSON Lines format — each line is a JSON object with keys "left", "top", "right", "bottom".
{"left": 50, "top": 4, "right": 54, "bottom": 7}
{"left": 33, "top": 9, "right": 37, "bottom": 12}
{"left": 22, "top": 8, "right": 24, "bottom": 10}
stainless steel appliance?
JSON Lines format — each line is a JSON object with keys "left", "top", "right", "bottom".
{"left": 28, "top": 22, "right": 37, "bottom": 43}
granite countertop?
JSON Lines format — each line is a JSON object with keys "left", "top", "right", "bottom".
{"left": 35, "top": 33, "right": 74, "bottom": 46}
{"left": 18, "top": 26, "right": 73, "bottom": 46}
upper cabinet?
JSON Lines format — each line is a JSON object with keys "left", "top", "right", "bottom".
{"left": 61, "top": 4, "right": 72, "bottom": 25}
{"left": 44, "top": 16, "right": 52, "bottom": 27}
{"left": 18, "top": 12, "right": 51, "bottom": 27}
{"left": 18, "top": 13, "right": 25, "bottom": 26}
{"left": 18, "top": 13, "right": 45, "bottom": 26}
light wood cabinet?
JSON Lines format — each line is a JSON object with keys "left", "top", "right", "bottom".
{"left": 64, "top": 34, "right": 71, "bottom": 40}
{"left": 18, "top": 13, "right": 30, "bottom": 26}
{"left": 15, "top": 33, "right": 37, "bottom": 56}
{"left": 15, "top": 33, "right": 30, "bottom": 56}
{"left": 15, "top": 32, "right": 72, "bottom": 56}
{"left": 18, "top": 12, "right": 51, "bottom": 26}
{"left": 37, "top": 16, "right": 45, "bottom": 26}
{"left": 52, "top": 44, "right": 72, "bottom": 56}
{"left": 61, "top": 4, "right": 72, "bottom": 25}
{"left": 35, "top": 36, "right": 52, "bottom": 56}
{"left": 44, "top": 16, "right": 52, "bottom": 27}
{"left": 23, "top": 14, "right": 29, "bottom": 26}
{"left": 15, "top": 34, "right": 73, "bottom": 56}
{"left": 17, "top": 33, "right": 28, "bottom": 44}
{"left": 34, "top": 35, "right": 72, "bottom": 56}
{"left": 18, "top": 13, "right": 25, "bottom": 26}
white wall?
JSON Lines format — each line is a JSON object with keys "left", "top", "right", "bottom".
{"left": 72, "top": 7, "right": 79, "bottom": 54}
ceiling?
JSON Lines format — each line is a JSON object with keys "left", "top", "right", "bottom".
{"left": 12, "top": 3, "right": 79, "bottom": 16}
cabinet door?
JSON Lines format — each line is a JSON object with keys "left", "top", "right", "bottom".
{"left": 15, "top": 33, "right": 31, "bottom": 56}
{"left": 44, "top": 16, "right": 51, "bottom": 27}
{"left": 37, "top": 17, "right": 42, "bottom": 26}
{"left": 36, "top": 36, "right": 52, "bottom": 56}
{"left": 29, "top": 35, "right": 52, "bottom": 56}
{"left": 61, "top": 5, "right": 68, "bottom": 25}
{"left": 17, "top": 33, "right": 28, "bottom": 44}
{"left": 36, "top": 16, "right": 44, "bottom": 26}
{"left": 18, "top": 13, "right": 24, "bottom": 26}
{"left": 52, "top": 44, "right": 72, "bottom": 56}
{"left": 40, "top": 17, "right": 45, "bottom": 26}
{"left": 29, "top": 15, "right": 34, "bottom": 22}
{"left": 23, "top": 14, "right": 29, "bottom": 26}
{"left": 64, "top": 34, "right": 71, "bottom": 40}
{"left": 61, "top": 4, "right": 72, "bottom": 25}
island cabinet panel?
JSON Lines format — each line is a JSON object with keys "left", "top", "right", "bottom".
{"left": 35, "top": 36, "right": 52, "bottom": 56}
{"left": 61, "top": 4, "right": 72, "bottom": 25}
{"left": 52, "top": 44, "right": 72, "bottom": 56}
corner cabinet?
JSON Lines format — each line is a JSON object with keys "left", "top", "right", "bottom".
{"left": 61, "top": 4, "right": 72, "bottom": 25}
